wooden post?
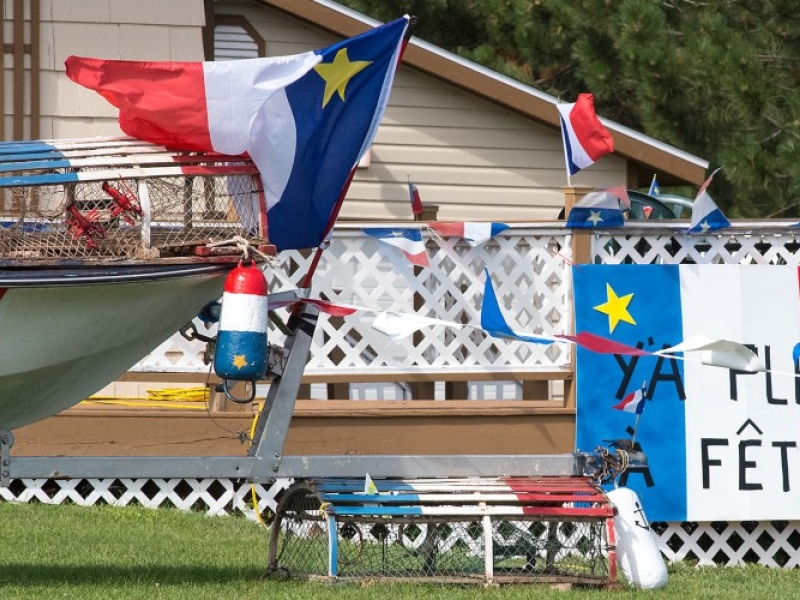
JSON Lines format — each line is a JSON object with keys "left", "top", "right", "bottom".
{"left": 408, "top": 204, "right": 439, "bottom": 399}
{"left": 562, "top": 186, "right": 593, "bottom": 410}
{"left": 209, "top": 381, "right": 253, "bottom": 413}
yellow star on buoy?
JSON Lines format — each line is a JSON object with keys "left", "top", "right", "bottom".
{"left": 593, "top": 283, "right": 636, "bottom": 333}
{"left": 232, "top": 354, "right": 248, "bottom": 369}
{"left": 313, "top": 48, "right": 371, "bottom": 108}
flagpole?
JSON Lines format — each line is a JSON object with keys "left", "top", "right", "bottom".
{"left": 630, "top": 412, "right": 641, "bottom": 447}
{"left": 557, "top": 98, "right": 573, "bottom": 188}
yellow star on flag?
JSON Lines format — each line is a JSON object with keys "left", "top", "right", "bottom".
{"left": 232, "top": 354, "right": 249, "bottom": 369}
{"left": 313, "top": 48, "right": 372, "bottom": 108}
{"left": 593, "top": 283, "right": 636, "bottom": 333}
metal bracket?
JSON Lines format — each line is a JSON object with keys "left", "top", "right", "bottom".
{"left": 0, "top": 429, "right": 14, "bottom": 487}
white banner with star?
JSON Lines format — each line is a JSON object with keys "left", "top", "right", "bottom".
{"left": 573, "top": 264, "right": 800, "bottom": 521}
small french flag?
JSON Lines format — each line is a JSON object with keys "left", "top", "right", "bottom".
{"left": 557, "top": 94, "right": 614, "bottom": 176}
{"left": 362, "top": 227, "right": 430, "bottom": 268}
{"left": 613, "top": 387, "right": 646, "bottom": 414}
{"left": 408, "top": 180, "right": 423, "bottom": 216}
{"left": 429, "top": 221, "right": 509, "bottom": 246}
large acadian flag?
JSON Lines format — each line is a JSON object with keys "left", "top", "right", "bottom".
{"left": 574, "top": 264, "right": 800, "bottom": 521}
{"left": 66, "top": 17, "right": 410, "bottom": 251}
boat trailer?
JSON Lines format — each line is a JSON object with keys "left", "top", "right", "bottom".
{"left": 0, "top": 298, "right": 646, "bottom": 587}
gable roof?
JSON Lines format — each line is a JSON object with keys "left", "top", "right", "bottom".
{"left": 247, "top": 0, "right": 708, "bottom": 187}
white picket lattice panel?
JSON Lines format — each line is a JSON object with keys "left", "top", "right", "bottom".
{"left": 3, "top": 476, "right": 800, "bottom": 568}
{"left": 130, "top": 224, "right": 574, "bottom": 378}
{"left": 591, "top": 221, "right": 800, "bottom": 266}
{"left": 0, "top": 477, "right": 291, "bottom": 519}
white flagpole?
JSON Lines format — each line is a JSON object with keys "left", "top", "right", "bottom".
{"left": 557, "top": 98, "right": 573, "bottom": 188}
{"left": 631, "top": 413, "right": 642, "bottom": 447}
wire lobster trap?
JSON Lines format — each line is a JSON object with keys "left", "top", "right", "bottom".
{"left": 267, "top": 477, "right": 618, "bottom": 587}
{"left": 0, "top": 138, "right": 267, "bottom": 263}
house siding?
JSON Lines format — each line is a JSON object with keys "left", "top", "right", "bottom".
{"left": 35, "top": 0, "right": 206, "bottom": 139}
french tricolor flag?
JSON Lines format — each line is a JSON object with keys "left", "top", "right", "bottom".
{"left": 408, "top": 180, "right": 423, "bottom": 216}
{"left": 613, "top": 387, "right": 646, "bottom": 414}
{"left": 362, "top": 227, "right": 430, "bottom": 268}
{"left": 557, "top": 94, "right": 615, "bottom": 176}
{"left": 64, "top": 54, "right": 320, "bottom": 155}
{"left": 429, "top": 221, "right": 509, "bottom": 246}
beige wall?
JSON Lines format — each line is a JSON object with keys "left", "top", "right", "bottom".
{"left": 35, "top": 0, "right": 206, "bottom": 139}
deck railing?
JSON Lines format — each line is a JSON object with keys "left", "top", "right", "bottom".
{"left": 132, "top": 222, "right": 575, "bottom": 401}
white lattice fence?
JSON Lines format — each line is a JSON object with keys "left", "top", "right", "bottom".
{"left": 4, "top": 477, "right": 800, "bottom": 568}
{"left": 0, "top": 477, "right": 290, "bottom": 519}
{"left": 592, "top": 221, "right": 800, "bottom": 266}
{"left": 131, "top": 224, "right": 573, "bottom": 381}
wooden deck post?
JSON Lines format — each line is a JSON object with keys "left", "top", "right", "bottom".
{"left": 562, "top": 186, "right": 593, "bottom": 410}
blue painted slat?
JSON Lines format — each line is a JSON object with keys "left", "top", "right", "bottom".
{"left": 0, "top": 141, "right": 60, "bottom": 155}
{"left": 0, "top": 151, "right": 71, "bottom": 163}
{"left": 327, "top": 505, "right": 425, "bottom": 516}
{"left": 0, "top": 171, "right": 81, "bottom": 187}
{"left": 313, "top": 480, "right": 416, "bottom": 492}
{"left": 0, "top": 159, "right": 72, "bottom": 173}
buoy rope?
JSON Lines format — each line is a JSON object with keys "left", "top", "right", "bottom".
{"left": 206, "top": 235, "right": 278, "bottom": 266}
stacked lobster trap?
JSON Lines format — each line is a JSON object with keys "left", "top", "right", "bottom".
{"left": 0, "top": 138, "right": 266, "bottom": 262}
{"left": 267, "top": 477, "right": 618, "bottom": 587}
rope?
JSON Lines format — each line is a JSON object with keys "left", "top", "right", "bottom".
{"left": 82, "top": 386, "right": 211, "bottom": 409}
{"left": 206, "top": 235, "right": 278, "bottom": 267}
{"left": 249, "top": 407, "right": 267, "bottom": 527}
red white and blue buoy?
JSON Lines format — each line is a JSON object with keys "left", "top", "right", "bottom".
{"left": 214, "top": 261, "right": 268, "bottom": 385}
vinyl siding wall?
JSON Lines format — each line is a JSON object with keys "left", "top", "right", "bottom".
{"left": 35, "top": 0, "right": 206, "bottom": 139}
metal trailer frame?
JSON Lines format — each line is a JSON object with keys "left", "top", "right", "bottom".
{"left": 0, "top": 297, "right": 626, "bottom": 488}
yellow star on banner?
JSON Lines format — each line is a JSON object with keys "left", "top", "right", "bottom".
{"left": 232, "top": 354, "right": 248, "bottom": 369}
{"left": 593, "top": 283, "right": 636, "bottom": 333}
{"left": 313, "top": 48, "right": 371, "bottom": 108}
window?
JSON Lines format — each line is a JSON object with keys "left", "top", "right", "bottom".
{"left": 213, "top": 16, "right": 264, "bottom": 60}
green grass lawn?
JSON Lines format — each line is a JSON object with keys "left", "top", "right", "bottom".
{"left": 1, "top": 501, "right": 800, "bottom": 599}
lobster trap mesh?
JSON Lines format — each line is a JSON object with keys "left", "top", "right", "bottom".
{"left": 0, "top": 172, "right": 262, "bottom": 261}
{"left": 267, "top": 484, "right": 614, "bottom": 586}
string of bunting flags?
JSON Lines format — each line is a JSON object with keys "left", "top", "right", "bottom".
{"left": 565, "top": 169, "right": 731, "bottom": 232}
{"left": 266, "top": 268, "right": 771, "bottom": 377}
{"left": 362, "top": 222, "right": 510, "bottom": 267}
{"left": 366, "top": 173, "right": 732, "bottom": 269}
